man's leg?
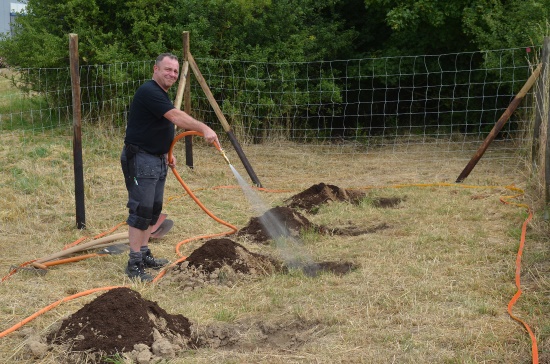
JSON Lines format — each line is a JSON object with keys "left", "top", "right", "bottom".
{"left": 129, "top": 225, "right": 152, "bottom": 252}
{"left": 122, "top": 149, "right": 159, "bottom": 281}
{"left": 139, "top": 156, "right": 169, "bottom": 269}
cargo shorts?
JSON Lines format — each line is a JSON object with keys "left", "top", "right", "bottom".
{"left": 121, "top": 144, "right": 168, "bottom": 230}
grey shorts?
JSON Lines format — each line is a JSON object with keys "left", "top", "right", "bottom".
{"left": 121, "top": 144, "right": 168, "bottom": 230}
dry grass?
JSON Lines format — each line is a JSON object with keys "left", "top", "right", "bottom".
{"left": 0, "top": 127, "right": 548, "bottom": 363}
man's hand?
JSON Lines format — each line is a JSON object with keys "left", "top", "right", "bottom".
{"left": 202, "top": 127, "right": 219, "bottom": 147}
{"left": 167, "top": 154, "right": 177, "bottom": 168}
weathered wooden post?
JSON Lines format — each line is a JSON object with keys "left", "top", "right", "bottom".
{"left": 456, "top": 63, "right": 542, "bottom": 183}
{"left": 69, "top": 33, "right": 86, "bottom": 229}
{"left": 531, "top": 40, "right": 549, "bottom": 167}
{"left": 182, "top": 31, "right": 195, "bottom": 168}
{"left": 539, "top": 38, "right": 550, "bottom": 219}
{"left": 187, "top": 52, "right": 263, "bottom": 187}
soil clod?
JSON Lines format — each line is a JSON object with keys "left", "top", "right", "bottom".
{"left": 184, "top": 238, "right": 281, "bottom": 274}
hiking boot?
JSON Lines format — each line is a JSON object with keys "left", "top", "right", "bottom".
{"left": 126, "top": 260, "right": 153, "bottom": 282}
{"left": 142, "top": 249, "right": 169, "bottom": 269}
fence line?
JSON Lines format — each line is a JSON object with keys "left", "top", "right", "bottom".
{"left": 0, "top": 46, "right": 542, "bottom": 162}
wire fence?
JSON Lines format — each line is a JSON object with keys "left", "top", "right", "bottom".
{"left": 0, "top": 46, "right": 543, "bottom": 164}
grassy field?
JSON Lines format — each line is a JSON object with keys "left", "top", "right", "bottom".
{"left": 0, "top": 126, "right": 549, "bottom": 363}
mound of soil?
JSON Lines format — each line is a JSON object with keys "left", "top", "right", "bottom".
{"left": 185, "top": 238, "right": 283, "bottom": 274}
{"left": 238, "top": 206, "right": 389, "bottom": 244}
{"left": 161, "top": 238, "right": 285, "bottom": 290}
{"left": 37, "top": 285, "right": 332, "bottom": 363}
{"left": 284, "top": 183, "right": 366, "bottom": 212}
{"left": 47, "top": 287, "right": 191, "bottom": 362}
{"left": 41, "top": 285, "right": 335, "bottom": 363}
{"left": 162, "top": 238, "right": 358, "bottom": 290}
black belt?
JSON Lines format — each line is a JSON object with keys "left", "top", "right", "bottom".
{"left": 124, "top": 143, "right": 165, "bottom": 158}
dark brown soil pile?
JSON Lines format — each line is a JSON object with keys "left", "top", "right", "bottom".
{"left": 162, "top": 238, "right": 285, "bottom": 290}
{"left": 238, "top": 205, "right": 389, "bottom": 244}
{"left": 284, "top": 183, "right": 366, "bottom": 212}
{"left": 185, "top": 238, "right": 283, "bottom": 274}
{"left": 47, "top": 287, "right": 191, "bottom": 361}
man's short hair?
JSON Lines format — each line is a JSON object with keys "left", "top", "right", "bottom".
{"left": 156, "top": 53, "right": 178, "bottom": 65}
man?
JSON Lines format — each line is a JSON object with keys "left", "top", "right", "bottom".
{"left": 121, "top": 53, "right": 219, "bottom": 281}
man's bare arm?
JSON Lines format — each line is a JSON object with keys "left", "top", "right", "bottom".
{"left": 164, "top": 108, "right": 219, "bottom": 145}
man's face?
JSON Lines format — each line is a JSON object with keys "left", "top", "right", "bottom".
{"left": 152, "top": 57, "right": 179, "bottom": 91}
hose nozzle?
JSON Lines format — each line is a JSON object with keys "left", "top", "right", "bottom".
{"left": 220, "top": 149, "right": 231, "bottom": 165}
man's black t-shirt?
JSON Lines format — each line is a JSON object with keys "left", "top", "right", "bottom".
{"left": 124, "top": 80, "right": 175, "bottom": 155}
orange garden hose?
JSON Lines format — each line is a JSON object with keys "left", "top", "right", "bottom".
{"left": 0, "top": 133, "right": 234, "bottom": 280}
{"left": 1, "top": 222, "right": 129, "bottom": 280}
{"left": 386, "top": 183, "right": 539, "bottom": 364}
{"left": 499, "top": 194, "right": 538, "bottom": 364}
{"left": 0, "top": 286, "right": 123, "bottom": 338}
{"left": 168, "top": 131, "right": 239, "bottom": 248}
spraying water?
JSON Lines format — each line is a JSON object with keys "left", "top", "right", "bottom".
{"left": 228, "top": 164, "right": 319, "bottom": 276}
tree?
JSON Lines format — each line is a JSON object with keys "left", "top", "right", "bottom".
{"left": 463, "top": 0, "right": 550, "bottom": 50}
{"left": 0, "top": 0, "right": 361, "bottom": 67}
{"left": 172, "top": 0, "right": 358, "bottom": 62}
{"left": 361, "top": 0, "right": 478, "bottom": 55}
{"left": 361, "top": 0, "right": 550, "bottom": 55}
{"left": 0, "top": 0, "right": 185, "bottom": 67}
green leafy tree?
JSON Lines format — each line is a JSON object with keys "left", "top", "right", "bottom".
{"left": 361, "top": 0, "right": 477, "bottom": 55}
{"left": 172, "top": 0, "right": 357, "bottom": 62}
{"left": 1, "top": 0, "right": 359, "bottom": 66}
{"left": 1, "top": 0, "right": 186, "bottom": 119}
{"left": 1, "top": 0, "right": 184, "bottom": 67}
{"left": 361, "top": 0, "right": 550, "bottom": 54}
{"left": 0, "top": 0, "right": 360, "bottom": 132}
{"left": 354, "top": 0, "right": 549, "bottom": 136}
{"left": 463, "top": 0, "right": 550, "bottom": 50}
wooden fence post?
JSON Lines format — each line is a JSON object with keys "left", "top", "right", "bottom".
{"left": 182, "top": 31, "right": 194, "bottom": 168}
{"left": 69, "top": 33, "right": 86, "bottom": 229}
{"left": 187, "top": 52, "right": 263, "bottom": 187}
{"left": 456, "top": 63, "right": 542, "bottom": 183}
{"left": 531, "top": 39, "right": 549, "bottom": 167}
{"left": 540, "top": 38, "right": 550, "bottom": 219}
